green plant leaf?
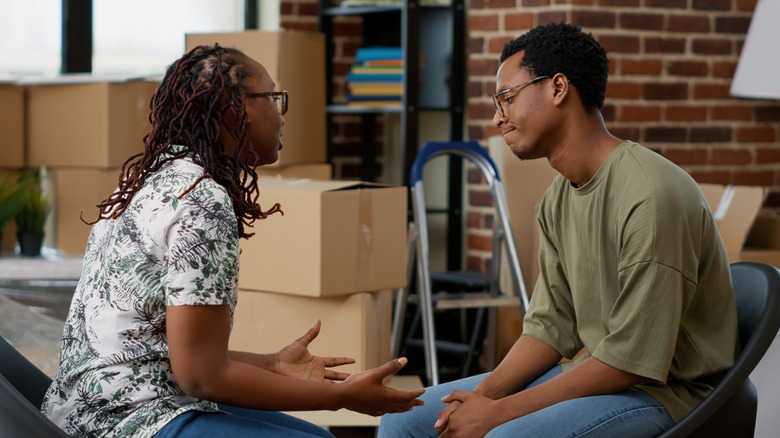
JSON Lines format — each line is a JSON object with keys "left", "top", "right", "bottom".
{"left": 13, "top": 169, "right": 51, "bottom": 232}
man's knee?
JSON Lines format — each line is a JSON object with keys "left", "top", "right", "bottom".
{"left": 378, "top": 409, "right": 437, "bottom": 438}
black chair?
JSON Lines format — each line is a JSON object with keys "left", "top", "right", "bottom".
{"left": 660, "top": 261, "right": 780, "bottom": 437}
{"left": 0, "top": 335, "right": 69, "bottom": 437}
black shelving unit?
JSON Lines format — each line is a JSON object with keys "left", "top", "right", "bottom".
{"left": 318, "top": 0, "right": 466, "bottom": 270}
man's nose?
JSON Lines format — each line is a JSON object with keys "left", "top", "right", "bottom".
{"left": 492, "top": 110, "right": 506, "bottom": 128}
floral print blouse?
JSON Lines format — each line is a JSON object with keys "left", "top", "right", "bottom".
{"left": 41, "top": 155, "right": 239, "bottom": 437}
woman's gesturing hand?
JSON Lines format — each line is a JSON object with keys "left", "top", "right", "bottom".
{"left": 340, "top": 357, "right": 426, "bottom": 416}
{"left": 275, "top": 320, "right": 355, "bottom": 382}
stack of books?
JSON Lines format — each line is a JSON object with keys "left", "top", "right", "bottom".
{"left": 346, "top": 46, "right": 403, "bottom": 108}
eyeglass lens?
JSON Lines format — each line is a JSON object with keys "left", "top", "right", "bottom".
{"left": 271, "top": 94, "right": 287, "bottom": 115}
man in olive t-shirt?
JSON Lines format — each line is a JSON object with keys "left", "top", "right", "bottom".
{"left": 378, "top": 22, "right": 737, "bottom": 438}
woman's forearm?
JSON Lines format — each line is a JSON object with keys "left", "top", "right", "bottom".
{"left": 228, "top": 350, "right": 278, "bottom": 372}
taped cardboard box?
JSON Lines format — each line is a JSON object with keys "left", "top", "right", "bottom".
{"left": 50, "top": 168, "right": 120, "bottom": 254}
{"left": 185, "top": 31, "right": 326, "bottom": 167}
{"left": 239, "top": 176, "right": 407, "bottom": 297}
{"left": 230, "top": 289, "right": 392, "bottom": 374}
{"left": 25, "top": 76, "right": 157, "bottom": 168}
{"left": 0, "top": 83, "right": 24, "bottom": 168}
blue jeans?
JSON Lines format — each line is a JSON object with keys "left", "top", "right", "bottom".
{"left": 154, "top": 404, "right": 334, "bottom": 438}
{"left": 378, "top": 365, "right": 674, "bottom": 438}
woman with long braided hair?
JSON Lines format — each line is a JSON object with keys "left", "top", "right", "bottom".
{"left": 41, "top": 45, "right": 423, "bottom": 438}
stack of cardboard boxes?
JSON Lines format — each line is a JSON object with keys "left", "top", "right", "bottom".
{"left": 2, "top": 76, "right": 157, "bottom": 255}
{"left": 233, "top": 177, "right": 408, "bottom": 374}
{"left": 22, "top": 76, "right": 160, "bottom": 254}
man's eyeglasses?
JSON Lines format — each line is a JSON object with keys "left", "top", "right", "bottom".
{"left": 246, "top": 90, "right": 288, "bottom": 115}
{"left": 492, "top": 76, "right": 550, "bottom": 118}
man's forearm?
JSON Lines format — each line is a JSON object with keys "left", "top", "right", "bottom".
{"left": 492, "top": 356, "right": 647, "bottom": 424}
{"left": 475, "top": 335, "right": 562, "bottom": 399}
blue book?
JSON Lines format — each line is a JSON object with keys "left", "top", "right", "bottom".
{"left": 347, "top": 73, "right": 404, "bottom": 82}
{"left": 347, "top": 72, "right": 403, "bottom": 83}
{"left": 355, "top": 47, "right": 404, "bottom": 62}
{"left": 347, "top": 94, "right": 402, "bottom": 102}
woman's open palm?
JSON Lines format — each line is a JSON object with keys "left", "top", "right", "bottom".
{"left": 276, "top": 320, "right": 355, "bottom": 382}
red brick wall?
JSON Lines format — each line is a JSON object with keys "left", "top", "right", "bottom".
{"left": 282, "top": 0, "right": 780, "bottom": 271}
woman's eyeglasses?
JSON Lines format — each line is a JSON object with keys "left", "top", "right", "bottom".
{"left": 246, "top": 90, "right": 288, "bottom": 115}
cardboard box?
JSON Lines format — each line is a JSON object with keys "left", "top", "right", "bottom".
{"left": 50, "top": 168, "right": 120, "bottom": 254}
{"left": 490, "top": 136, "right": 560, "bottom": 294}
{"left": 257, "top": 163, "right": 332, "bottom": 180}
{"left": 185, "top": 31, "right": 326, "bottom": 167}
{"left": 26, "top": 77, "right": 157, "bottom": 168}
{"left": 740, "top": 215, "right": 780, "bottom": 268}
{"left": 0, "top": 84, "right": 25, "bottom": 168}
{"left": 700, "top": 184, "right": 767, "bottom": 263}
{"left": 230, "top": 289, "right": 392, "bottom": 374}
{"left": 239, "top": 177, "right": 407, "bottom": 297}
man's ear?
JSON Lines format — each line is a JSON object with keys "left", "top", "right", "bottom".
{"left": 551, "top": 73, "right": 570, "bottom": 106}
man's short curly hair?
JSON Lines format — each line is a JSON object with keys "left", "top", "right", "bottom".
{"left": 500, "top": 22, "right": 609, "bottom": 112}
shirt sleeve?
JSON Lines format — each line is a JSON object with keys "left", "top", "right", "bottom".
{"left": 591, "top": 192, "right": 689, "bottom": 382}
{"left": 162, "top": 180, "right": 239, "bottom": 307}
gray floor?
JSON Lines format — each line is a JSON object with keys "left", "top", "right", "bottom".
{"left": 0, "top": 294, "right": 63, "bottom": 377}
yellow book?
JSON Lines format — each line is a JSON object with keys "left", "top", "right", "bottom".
{"left": 349, "top": 83, "right": 403, "bottom": 95}
{"left": 347, "top": 101, "right": 402, "bottom": 108}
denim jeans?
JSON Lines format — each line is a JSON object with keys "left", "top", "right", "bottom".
{"left": 154, "top": 404, "right": 334, "bottom": 438}
{"left": 378, "top": 365, "right": 674, "bottom": 438}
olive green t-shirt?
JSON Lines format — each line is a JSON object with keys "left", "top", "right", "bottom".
{"left": 523, "top": 141, "right": 738, "bottom": 423}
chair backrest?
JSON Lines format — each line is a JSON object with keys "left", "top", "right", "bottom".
{"left": 659, "top": 261, "right": 780, "bottom": 437}
{"left": 0, "top": 335, "right": 70, "bottom": 436}
{"left": 0, "top": 335, "right": 53, "bottom": 408}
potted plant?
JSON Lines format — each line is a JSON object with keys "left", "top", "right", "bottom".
{"left": 0, "top": 173, "right": 34, "bottom": 254}
{"left": 14, "top": 169, "right": 50, "bottom": 257}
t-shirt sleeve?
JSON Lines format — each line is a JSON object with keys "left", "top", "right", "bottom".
{"left": 162, "top": 181, "right": 239, "bottom": 307}
{"left": 591, "top": 196, "right": 690, "bottom": 383}
{"left": 592, "top": 261, "right": 687, "bottom": 382}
